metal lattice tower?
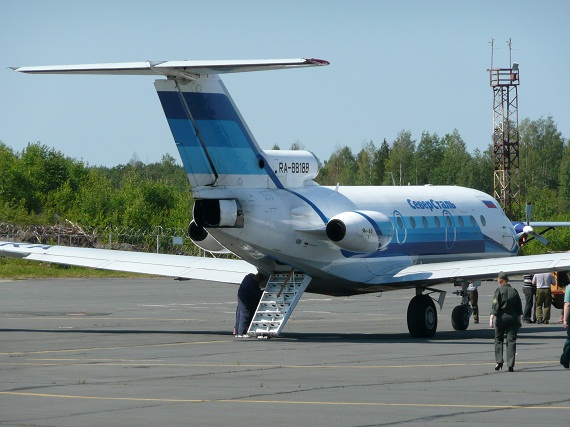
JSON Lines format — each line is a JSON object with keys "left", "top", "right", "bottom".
{"left": 489, "top": 39, "right": 520, "bottom": 219}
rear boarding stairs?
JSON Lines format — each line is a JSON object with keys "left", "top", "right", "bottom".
{"left": 247, "top": 270, "right": 310, "bottom": 338}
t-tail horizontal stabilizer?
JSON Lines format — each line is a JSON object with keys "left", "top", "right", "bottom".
{"left": 13, "top": 58, "right": 329, "bottom": 190}
{"left": 12, "top": 58, "right": 329, "bottom": 76}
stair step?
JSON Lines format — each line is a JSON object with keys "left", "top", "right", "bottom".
{"left": 247, "top": 271, "right": 310, "bottom": 337}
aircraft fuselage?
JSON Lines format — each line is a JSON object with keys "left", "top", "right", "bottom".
{"left": 204, "top": 184, "right": 517, "bottom": 295}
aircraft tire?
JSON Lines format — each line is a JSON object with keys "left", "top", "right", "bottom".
{"left": 407, "top": 295, "right": 437, "bottom": 338}
{"left": 451, "top": 305, "right": 470, "bottom": 331}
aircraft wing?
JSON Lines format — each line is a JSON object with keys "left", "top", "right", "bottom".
{"left": 394, "top": 252, "right": 570, "bottom": 283}
{"left": 529, "top": 221, "right": 570, "bottom": 227}
{"left": 0, "top": 241, "right": 256, "bottom": 284}
{"left": 512, "top": 221, "right": 570, "bottom": 230}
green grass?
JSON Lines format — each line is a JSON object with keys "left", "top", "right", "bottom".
{"left": 0, "top": 257, "right": 147, "bottom": 279}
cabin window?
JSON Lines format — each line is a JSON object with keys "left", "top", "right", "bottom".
{"left": 434, "top": 216, "right": 441, "bottom": 228}
{"left": 470, "top": 215, "right": 476, "bottom": 227}
{"left": 422, "top": 216, "right": 428, "bottom": 228}
{"left": 458, "top": 216, "right": 465, "bottom": 227}
{"left": 480, "top": 215, "right": 487, "bottom": 227}
{"left": 445, "top": 215, "right": 452, "bottom": 227}
{"left": 397, "top": 216, "right": 404, "bottom": 229}
{"left": 410, "top": 217, "right": 416, "bottom": 228}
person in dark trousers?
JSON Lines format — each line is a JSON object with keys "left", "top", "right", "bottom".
{"left": 467, "top": 280, "right": 480, "bottom": 323}
{"left": 533, "top": 272, "right": 555, "bottom": 324}
{"left": 560, "top": 284, "right": 570, "bottom": 369}
{"left": 234, "top": 272, "right": 265, "bottom": 337}
{"left": 522, "top": 274, "right": 536, "bottom": 323}
{"left": 489, "top": 271, "right": 523, "bottom": 372}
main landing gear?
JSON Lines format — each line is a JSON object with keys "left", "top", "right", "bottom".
{"left": 407, "top": 288, "right": 446, "bottom": 338}
{"left": 407, "top": 294, "right": 438, "bottom": 337}
{"left": 450, "top": 281, "right": 471, "bottom": 331}
{"left": 407, "top": 283, "right": 473, "bottom": 337}
{"left": 451, "top": 305, "right": 470, "bottom": 331}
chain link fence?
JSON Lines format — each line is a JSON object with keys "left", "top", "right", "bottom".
{"left": 0, "top": 221, "right": 206, "bottom": 256}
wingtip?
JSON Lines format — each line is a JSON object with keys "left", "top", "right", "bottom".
{"left": 306, "top": 58, "right": 330, "bottom": 66}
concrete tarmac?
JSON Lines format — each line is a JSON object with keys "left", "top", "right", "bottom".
{"left": 1, "top": 277, "right": 569, "bottom": 426}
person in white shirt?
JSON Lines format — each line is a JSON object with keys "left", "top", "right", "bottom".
{"left": 532, "top": 272, "right": 556, "bottom": 324}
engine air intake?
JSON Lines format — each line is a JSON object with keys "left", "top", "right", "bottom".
{"left": 326, "top": 210, "right": 393, "bottom": 253}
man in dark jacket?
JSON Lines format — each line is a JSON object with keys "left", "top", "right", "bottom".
{"left": 490, "top": 271, "right": 523, "bottom": 372}
{"left": 561, "top": 285, "right": 570, "bottom": 369}
{"left": 235, "top": 272, "right": 265, "bottom": 337}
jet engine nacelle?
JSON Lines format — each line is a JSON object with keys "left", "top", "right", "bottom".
{"left": 193, "top": 199, "right": 243, "bottom": 228}
{"left": 188, "top": 220, "right": 231, "bottom": 254}
{"left": 326, "top": 210, "right": 394, "bottom": 253}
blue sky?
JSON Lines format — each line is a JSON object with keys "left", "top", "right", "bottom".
{"left": 1, "top": 0, "right": 569, "bottom": 167}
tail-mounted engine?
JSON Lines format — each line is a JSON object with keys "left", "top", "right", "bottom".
{"left": 326, "top": 210, "right": 393, "bottom": 253}
{"left": 193, "top": 199, "right": 244, "bottom": 228}
{"left": 188, "top": 220, "right": 230, "bottom": 254}
{"left": 190, "top": 199, "right": 242, "bottom": 254}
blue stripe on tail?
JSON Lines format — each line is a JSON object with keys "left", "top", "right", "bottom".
{"left": 157, "top": 91, "right": 265, "bottom": 176}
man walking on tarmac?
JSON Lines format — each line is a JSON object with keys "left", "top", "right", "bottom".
{"left": 533, "top": 272, "right": 555, "bottom": 324}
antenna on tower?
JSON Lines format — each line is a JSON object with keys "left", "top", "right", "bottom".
{"left": 490, "top": 38, "right": 494, "bottom": 70}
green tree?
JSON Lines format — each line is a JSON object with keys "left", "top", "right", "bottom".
{"left": 519, "top": 116, "right": 564, "bottom": 196}
{"left": 70, "top": 169, "right": 120, "bottom": 228}
{"left": 317, "top": 145, "right": 356, "bottom": 186}
{"left": 469, "top": 147, "right": 494, "bottom": 195}
{"left": 372, "top": 138, "right": 391, "bottom": 185}
{"left": 0, "top": 142, "right": 85, "bottom": 218}
{"left": 290, "top": 140, "right": 305, "bottom": 150}
{"left": 414, "top": 132, "right": 443, "bottom": 185}
{"left": 431, "top": 130, "right": 471, "bottom": 186}
{"left": 354, "top": 141, "right": 377, "bottom": 185}
{"left": 0, "top": 143, "right": 28, "bottom": 209}
{"left": 383, "top": 130, "right": 416, "bottom": 185}
{"left": 558, "top": 141, "right": 570, "bottom": 210}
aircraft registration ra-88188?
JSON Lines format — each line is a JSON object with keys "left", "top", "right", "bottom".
{"left": 3, "top": 58, "right": 570, "bottom": 338}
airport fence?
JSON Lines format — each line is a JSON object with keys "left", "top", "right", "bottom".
{"left": 0, "top": 222, "right": 209, "bottom": 256}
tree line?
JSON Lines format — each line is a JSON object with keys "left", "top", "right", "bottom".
{"left": 1, "top": 115, "right": 569, "bottom": 254}
{"left": 0, "top": 145, "right": 193, "bottom": 231}
{"left": 316, "top": 117, "right": 570, "bottom": 221}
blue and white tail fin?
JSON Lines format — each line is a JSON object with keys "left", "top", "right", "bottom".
{"left": 13, "top": 58, "right": 328, "bottom": 190}
{"left": 155, "top": 75, "right": 265, "bottom": 188}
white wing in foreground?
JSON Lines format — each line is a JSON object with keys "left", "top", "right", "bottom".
{"left": 0, "top": 241, "right": 255, "bottom": 284}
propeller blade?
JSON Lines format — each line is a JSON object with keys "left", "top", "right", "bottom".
{"left": 531, "top": 232, "right": 549, "bottom": 246}
{"left": 526, "top": 202, "right": 532, "bottom": 224}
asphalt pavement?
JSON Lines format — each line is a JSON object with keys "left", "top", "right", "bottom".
{"left": 1, "top": 277, "right": 569, "bottom": 426}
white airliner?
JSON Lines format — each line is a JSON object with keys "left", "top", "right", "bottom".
{"left": 2, "top": 58, "right": 570, "bottom": 338}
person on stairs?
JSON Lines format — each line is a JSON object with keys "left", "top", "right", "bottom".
{"left": 235, "top": 272, "right": 266, "bottom": 338}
